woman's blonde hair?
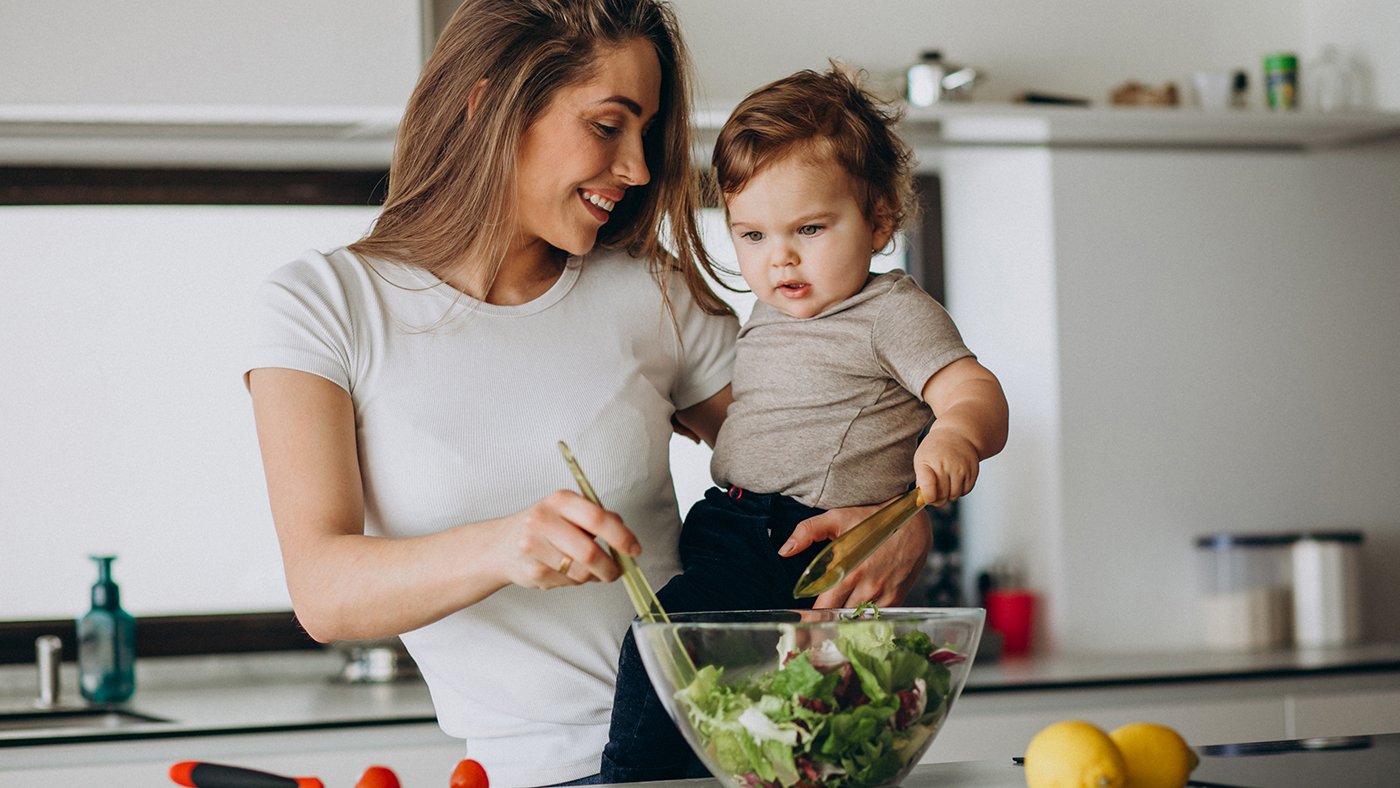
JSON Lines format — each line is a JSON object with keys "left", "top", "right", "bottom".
{"left": 350, "top": 0, "right": 730, "bottom": 316}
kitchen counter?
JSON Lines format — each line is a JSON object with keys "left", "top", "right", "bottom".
{"left": 963, "top": 640, "right": 1400, "bottom": 693}
{"left": 0, "top": 650, "right": 436, "bottom": 748}
{"left": 4, "top": 641, "right": 1399, "bottom": 749}
{"left": 3, "top": 645, "right": 1399, "bottom": 785}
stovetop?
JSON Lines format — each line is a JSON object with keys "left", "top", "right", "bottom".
{"left": 1191, "top": 732, "right": 1400, "bottom": 788}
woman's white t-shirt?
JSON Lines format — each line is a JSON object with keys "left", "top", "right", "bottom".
{"left": 247, "top": 247, "right": 737, "bottom": 787}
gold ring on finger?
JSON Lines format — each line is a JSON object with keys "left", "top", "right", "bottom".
{"left": 557, "top": 555, "right": 573, "bottom": 575}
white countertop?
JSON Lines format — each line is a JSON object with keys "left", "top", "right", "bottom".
{"left": 963, "top": 640, "right": 1400, "bottom": 693}
{"left": 3, "top": 641, "right": 1398, "bottom": 748}
{"left": 0, "top": 651, "right": 436, "bottom": 748}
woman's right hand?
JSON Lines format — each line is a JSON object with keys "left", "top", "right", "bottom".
{"left": 483, "top": 489, "right": 640, "bottom": 590}
{"left": 249, "top": 367, "right": 641, "bottom": 643}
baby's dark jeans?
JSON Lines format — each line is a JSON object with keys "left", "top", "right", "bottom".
{"left": 600, "top": 486, "right": 828, "bottom": 784}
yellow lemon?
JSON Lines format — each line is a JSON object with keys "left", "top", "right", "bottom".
{"left": 1024, "top": 720, "right": 1127, "bottom": 788}
{"left": 1109, "top": 723, "right": 1199, "bottom": 788}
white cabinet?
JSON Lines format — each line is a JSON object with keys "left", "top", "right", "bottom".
{"left": 1, "top": 724, "right": 464, "bottom": 788}
{"left": 922, "top": 671, "right": 1400, "bottom": 764}
{"left": 0, "top": 1, "right": 423, "bottom": 108}
{"left": 0, "top": 1, "right": 424, "bottom": 167}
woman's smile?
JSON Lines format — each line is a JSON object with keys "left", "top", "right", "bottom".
{"left": 581, "top": 187, "right": 622, "bottom": 221}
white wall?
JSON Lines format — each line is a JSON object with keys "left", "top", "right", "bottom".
{"left": 0, "top": 206, "right": 380, "bottom": 620}
{"left": 0, "top": 0, "right": 422, "bottom": 107}
{"left": 1050, "top": 141, "right": 1400, "bottom": 650}
{"left": 670, "top": 0, "right": 1395, "bottom": 111}
{"left": 1302, "top": 0, "right": 1400, "bottom": 110}
{"left": 940, "top": 138, "right": 1400, "bottom": 652}
{"left": 937, "top": 148, "right": 1067, "bottom": 648}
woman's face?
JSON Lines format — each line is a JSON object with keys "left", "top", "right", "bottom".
{"left": 514, "top": 38, "right": 662, "bottom": 260}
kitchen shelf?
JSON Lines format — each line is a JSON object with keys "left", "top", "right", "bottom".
{"left": 698, "top": 102, "right": 1400, "bottom": 152}
{"left": 2, "top": 102, "right": 1399, "bottom": 169}
{"left": 0, "top": 104, "right": 400, "bottom": 169}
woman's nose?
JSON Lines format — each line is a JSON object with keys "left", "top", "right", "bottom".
{"left": 613, "top": 132, "right": 650, "bottom": 187}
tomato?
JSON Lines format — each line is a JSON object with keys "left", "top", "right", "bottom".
{"left": 355, "top": 765, "right": 402, "bottom": 788}
{"left": 450, "top": 759, "right": 489, "bottom": 788}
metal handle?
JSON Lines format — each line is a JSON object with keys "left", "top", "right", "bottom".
{"left": 35, "top": 635, "right": 62, "bottom": 708}
{"left": 792, "top": 488, "right": 927, "bottom": 598}
{"left": 558, "top": 442, "right": 670, "bottom": 624}
{"left": 557, "top": 442, "right": 696, "bottom": 685}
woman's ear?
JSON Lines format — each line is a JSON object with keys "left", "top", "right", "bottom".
{"left": 467, "top": 78, "right": 489, "bottom": 121}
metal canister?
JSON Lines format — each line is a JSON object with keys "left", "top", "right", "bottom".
{"left": 907, "top": 51, "right": 947, "bottom": 107}
{"left": 1292, "top": 531, "right": 1364, "bottom": 648}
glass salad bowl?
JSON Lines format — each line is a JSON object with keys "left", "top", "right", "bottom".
{"left": 632, "top": 607, "right": 985, "bottom": 788}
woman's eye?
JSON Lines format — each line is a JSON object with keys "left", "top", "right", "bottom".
{"left": 593, "top": 122, "right": 622, "bottom": 138}
{"left": 798, "top": 225, "right": 822, "bottom": 236}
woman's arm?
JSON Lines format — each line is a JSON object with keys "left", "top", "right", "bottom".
{"left": 672, "top": 384, "right": 733, "bottom": 448}
{"left": 249, "top": 367, "right": 641, "bottom": 643}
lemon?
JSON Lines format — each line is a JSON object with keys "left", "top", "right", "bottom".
{"left": 1024, "top": 720, "right": 1127, "bottom": 788}
{"left": 1109, "top": 723, "right": 1199, "bottom": 788}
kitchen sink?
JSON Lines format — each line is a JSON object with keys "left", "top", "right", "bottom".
{"left": 0, "top": 707, "right": 172, "bottom": 734}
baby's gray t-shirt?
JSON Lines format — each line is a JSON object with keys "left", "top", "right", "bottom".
{"left": 710, "top": 270, "right": 972, "bottom": 510}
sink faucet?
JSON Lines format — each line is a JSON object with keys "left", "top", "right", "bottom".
{"left": 35, "top": 635, "right": 62, "bottom": 709}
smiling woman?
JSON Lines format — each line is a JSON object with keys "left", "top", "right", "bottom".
{"left": 242, "top": 2, "right": 741, "bottom": 787}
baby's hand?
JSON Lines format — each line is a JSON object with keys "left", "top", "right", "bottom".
{"left": 913, "top": 426, "right": 981, "bottom": 507}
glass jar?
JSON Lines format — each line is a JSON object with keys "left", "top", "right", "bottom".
{"left": 1196, "top": 533, "right": 1297, "bottom": 650}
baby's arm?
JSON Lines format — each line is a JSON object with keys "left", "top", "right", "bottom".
{"left": 916, "top": 357, "right": 1009, "bottom": 507}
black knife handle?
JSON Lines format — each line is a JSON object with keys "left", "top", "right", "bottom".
{"left": 170, "top": 761, "right": 323, "bottom": 788}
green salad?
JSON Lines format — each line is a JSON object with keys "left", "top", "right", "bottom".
{"left": 674, "top": 612, "right": 967, "bottom": 788}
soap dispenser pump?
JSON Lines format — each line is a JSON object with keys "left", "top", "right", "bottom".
{"left": 77, "top": 556, "right": 135, "bottom": 703}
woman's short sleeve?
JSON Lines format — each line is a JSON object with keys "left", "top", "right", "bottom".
{"left": 666, "top": 277, "right": 739, "bottom": 410}
{"left": 245, "top": 251, "right": 358, "bottom": 394}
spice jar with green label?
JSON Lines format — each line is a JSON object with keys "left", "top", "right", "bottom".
{"left": 1264, "top": 53, "right": 1298, "bottom": 109}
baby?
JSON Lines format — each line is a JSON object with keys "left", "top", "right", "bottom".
{"left": 601, "top": 67, "right": 1009, "bottom": 783}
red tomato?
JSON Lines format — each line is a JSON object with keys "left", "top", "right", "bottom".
{"left": 355, "top": 765, "right": 402, "bottom": 788}
{"left": 450, "top": 759, "right": 489, "bottom": 788}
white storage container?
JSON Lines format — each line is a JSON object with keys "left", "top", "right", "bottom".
{"left": 1292, "top": 531, "right": 1364, "bottom": 648}
{"left": 1196, "top": 533, "right": 1297, "bottom": 651}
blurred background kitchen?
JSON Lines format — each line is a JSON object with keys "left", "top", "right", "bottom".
{"left": 2, "top": 0, "right": 1398, "bottom": 666}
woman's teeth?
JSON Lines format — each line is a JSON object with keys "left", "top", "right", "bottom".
{"left": 585, "top": 192, "right": 615, "bottom": 212}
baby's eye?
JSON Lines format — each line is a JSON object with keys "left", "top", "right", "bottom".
{"left": 740, "top": 231, "right": 765, "bottom": 242}
{"left": 797, "top": 225, "right": 823, "bottom": 236}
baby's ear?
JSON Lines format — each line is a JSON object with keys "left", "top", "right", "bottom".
{"left": 871, "top": 205, "right": 897, "bottom": 253}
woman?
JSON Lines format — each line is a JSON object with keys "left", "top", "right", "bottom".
{"left": 245, "top": 2, "right": 932, "bottom": 786}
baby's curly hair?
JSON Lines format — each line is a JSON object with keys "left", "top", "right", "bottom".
{"left": 712, "top": 65, "right": 915, "bottom": 237}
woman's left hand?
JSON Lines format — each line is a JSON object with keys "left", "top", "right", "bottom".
{"left": 778, "top": 502, "right": 933, "bottom": 609}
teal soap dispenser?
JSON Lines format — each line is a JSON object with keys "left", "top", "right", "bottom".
{"left": 77, "top": 556, "right": 136, "bottom": 703}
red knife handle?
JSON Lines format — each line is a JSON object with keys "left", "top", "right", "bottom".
{"left": 170, "top": 762, "right": 324, "bottom": 788}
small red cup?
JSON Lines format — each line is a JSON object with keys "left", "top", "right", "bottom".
{"left": 985, "top": 588, "right": 1037, "bottom": 655}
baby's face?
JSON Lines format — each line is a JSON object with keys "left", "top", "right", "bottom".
{"left": 725, "top": 154, "right": 891, "bottom": 319}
